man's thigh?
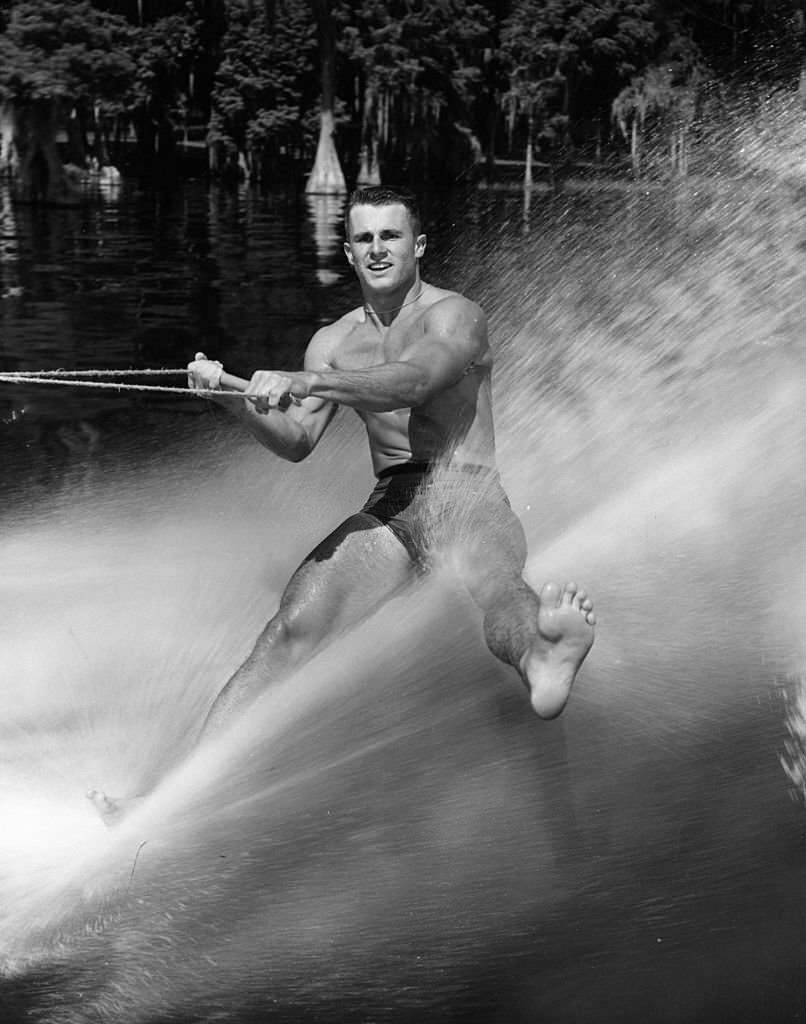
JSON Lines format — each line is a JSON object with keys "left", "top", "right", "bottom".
{"left": 434, "top": 494, "right": 530, "bottom": 611}
{"left": 276, "top": 512, "right": 417, "bottom": 637}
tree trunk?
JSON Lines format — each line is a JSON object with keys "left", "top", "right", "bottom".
{"left": 670, "top": 127, "right": 689, "bottom": 177}
{"left": 630, "top": 117, "right": 641, "bottom": 178}
{"left": 485, "top": 106, "right": 498, "bottom": 180}
{"left": 356, "top": 142, "right": 380, "bottom": 185}
{"left": 10, "top": 101, "right": 80, "bottom": 205}
{"left": 306, "top": 0, "right": 346, "bottom": 194}
{"left": 356, "top": 82, "right": 380, "bottom": 186}
{"left": 0, "top": 104, "right": 17, "bottom": 177}
{"left": 65, "top": 108, "right": 88, "bottom": 168}
{"left": 524, "top": 114, "right": 533, "bottom": 190}
{"left": 679, "top": 128, "right": 688, "bottom": 176}
{"left": 307, "top": 109, "right": 347, "bottom": 193}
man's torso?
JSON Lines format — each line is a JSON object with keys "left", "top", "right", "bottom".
{"left": 326, "top": 287, "right": 497, "bottom": 476}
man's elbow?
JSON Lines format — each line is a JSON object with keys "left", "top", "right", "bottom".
{"left": 252, "top": 430, "right": 313, "bottom": 463}
{"left": 286, "top": 442, "right": 311, "bottom": 463}
{"left": 406, "top": 370, "right": 438, "bottom": 408}
{"left": 275, "top": 431, "right": 314, "bottom": 462}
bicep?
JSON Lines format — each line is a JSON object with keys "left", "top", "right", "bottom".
{"left": 400, "top": 302, "right": 487, "bottom": 390}
{"left": 291, "top": 332, "right": 339, "bottom": 445}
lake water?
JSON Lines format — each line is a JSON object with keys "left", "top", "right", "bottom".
{"left": 1, "top": 92, "right": 806, "bottom": 1023}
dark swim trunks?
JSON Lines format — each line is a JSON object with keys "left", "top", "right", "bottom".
{"left": 359, "top": 460, "right": 521, "bottom": 568}
{"left": 359, "top": 461, "right": 433, "bottom": 562}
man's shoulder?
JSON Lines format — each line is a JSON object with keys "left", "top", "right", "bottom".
{"left": 307, "top": 307, "right": 364, "bottom": 352}
{"left": 424, "top": 284, "right": 475, "bottom": 306}
{"left": 423, "top": 286, "right": 483, "bottom": 317}
{"left": 421, "top": 287, "right": 486, "bottom": 334}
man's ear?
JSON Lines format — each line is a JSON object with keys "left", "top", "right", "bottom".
{"left": 415, "top": 233, "right": 427, "bottom": 258}
{"left": 343, "top": 241, "right": 355, "bottom": 265}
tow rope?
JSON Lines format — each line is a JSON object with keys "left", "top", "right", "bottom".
{"left": 0, "top": 368, "right": 243, "bottom": 398}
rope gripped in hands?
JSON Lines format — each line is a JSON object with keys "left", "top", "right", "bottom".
{"left": 0, "top": 366, "right": 239, "bottom": 397}
{"left": 0, "top": 357, "right": 298, "bottom": 407}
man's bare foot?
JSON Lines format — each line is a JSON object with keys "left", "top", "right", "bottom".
{"left": 519, "top": 581, "right": 595, "bottom": 719}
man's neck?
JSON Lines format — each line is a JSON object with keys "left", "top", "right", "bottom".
{"left": 363, "top": 281, "right": 425, "bottom": 328}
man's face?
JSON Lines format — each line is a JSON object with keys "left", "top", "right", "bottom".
{"left": 343, "top": 202, "right": 426, "bottom": 294}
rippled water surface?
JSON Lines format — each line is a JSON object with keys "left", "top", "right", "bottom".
{"left": 2, "top": 94, "right": 806, "bottom": 1023}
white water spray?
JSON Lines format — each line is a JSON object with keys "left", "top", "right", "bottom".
{"left": 2, "top": 91, "right": 806, "bottom": 1024}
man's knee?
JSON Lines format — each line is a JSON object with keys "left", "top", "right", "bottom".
{"left": 256, "top": 605, "right": 326, "bottom": 658}
{"left": 468, "top": 570, "right": 529, "bottom": 612}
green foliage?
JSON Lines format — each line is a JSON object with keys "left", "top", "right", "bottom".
{"left": 612, "top": 33, "right": 708, "bottom": 133}
{"left": 499, "top": 0, "right": 660, "bottom": 149}
{"left": 611, "top": 31, "right": 713, "bottom": 177}
{"left": 131, "top": 8, "right": 202, "bottom": 118}
{"left": 334, "top": 0, "right": 493, "bottom": 178}
{"left": 208, "top": 0, "right": 317, "bottom": 174}
{"left": 0, "top": 1, "right": 135, "bottom": 107}
{"left": 660, "top": 0, "right": 806, "bottom": 79}
{"left": 340, "top": 1, "right": 493, "bottom": 125}
{"left": 0, "top": 0, "right": 802, "bottom": 182}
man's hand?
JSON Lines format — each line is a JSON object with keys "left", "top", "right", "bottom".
{"left": 187, "top": 352, "right": 223, "bottom": 391}
{"left": 244, "top": 370, "right": 316, "bottom": 414}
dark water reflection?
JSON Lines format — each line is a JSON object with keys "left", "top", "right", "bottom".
{"left": 0, "top": 185, "right": 352, "bottom": 388}
{"left": 0, "top": 183, "right": 364, "bottom": 510}
{"left": 2, "top": 134, "right": 806, "bottom": 1024}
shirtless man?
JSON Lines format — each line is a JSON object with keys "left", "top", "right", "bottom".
{"left": 87, "top": 186, "right": 593, "bottom": 819}
{"left": 182, "top": 185, "right": 595, "bottom": 740}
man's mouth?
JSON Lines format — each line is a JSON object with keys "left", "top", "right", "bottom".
{"left": 368, "top": 262, "right": 391, "bottom": 271}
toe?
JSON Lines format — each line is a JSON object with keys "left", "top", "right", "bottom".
{"left": 572, "top": 587, "right": 588, "bottom": 609}
{"left": 539, "top": 581, "right": 563, "bottom": 607}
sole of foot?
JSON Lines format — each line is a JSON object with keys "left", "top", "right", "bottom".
{"left": 520, "top": 581, "right": 595, "bottom": 719}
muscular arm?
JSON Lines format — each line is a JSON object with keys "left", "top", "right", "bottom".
{"left": 304, "top": 297, "right": 487, "bottom": 412}
{"left": 233, "top": 391, "right": 336, "bottom": 463}
{"left": 189, "top": 337, "right": 338, "bottom": 463}
{"left": 190, "top": 295, "right": 487, "bottom": 453}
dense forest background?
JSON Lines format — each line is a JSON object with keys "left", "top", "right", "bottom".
{"left": 0, "top": 0, "right": 805, "bottom": 201}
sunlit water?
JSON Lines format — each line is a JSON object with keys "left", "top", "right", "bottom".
{"left": 2, "top": 93, "right": 806, "bottom": 1022}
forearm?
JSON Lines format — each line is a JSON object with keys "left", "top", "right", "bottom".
{"left": 231, "top": 398, "right": 313, "bottom": 461}
{"left": 307, "top": 362, "right": 432, "bottom": 411}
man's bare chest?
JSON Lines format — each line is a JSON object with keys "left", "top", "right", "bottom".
{"left": 331, "top": 319, "right": 416, "bottom": 371}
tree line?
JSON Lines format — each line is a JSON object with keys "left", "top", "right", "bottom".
{"left": 0, "top": 0, "right": 804, "bottom": 202}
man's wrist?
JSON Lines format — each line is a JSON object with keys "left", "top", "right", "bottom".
{"left": 305, "top": 370, "right": 324, "bottom": 397}
{"left": 232, "top": 396, "right": 251, "bottom": 419}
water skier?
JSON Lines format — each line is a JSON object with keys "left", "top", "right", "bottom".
{"left": 90, "top": 185, "right": 594, "bottom": 818}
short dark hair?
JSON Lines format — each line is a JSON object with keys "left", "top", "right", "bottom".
{"left": 344, "top": 185, "right": 422, "bottom": 237}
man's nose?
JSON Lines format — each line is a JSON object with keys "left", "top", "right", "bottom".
{"left": 369, "top": 236, "right": 387, "bottom": 256}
